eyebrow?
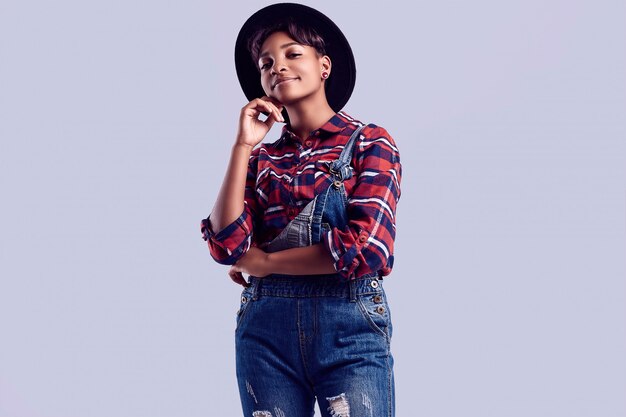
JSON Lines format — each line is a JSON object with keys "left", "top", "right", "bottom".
{"left": 259, "top": 42, "right": 302, "bottom": 59}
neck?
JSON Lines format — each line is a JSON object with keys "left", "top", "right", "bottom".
{"left": 284, "top": 98, "right": 336, "bottom": 142}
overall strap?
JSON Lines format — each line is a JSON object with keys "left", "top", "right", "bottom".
{"left": 329, "top": 122, "right": 368, "bottom": 181}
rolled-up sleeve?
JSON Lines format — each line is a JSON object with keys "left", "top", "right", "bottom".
{"left": 322, "top": 125, "right": 402, "bottom": 280}
{"left": 200, "top": 148, "right": 261, "bottom": 265}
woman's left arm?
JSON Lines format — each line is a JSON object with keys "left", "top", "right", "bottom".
{"left": 228, "top": 243, "right": 336, "bottom": 278}
{"left": 322, "top": 124, "right": 402, "bottom": 279}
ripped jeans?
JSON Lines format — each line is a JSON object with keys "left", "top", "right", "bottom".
{"left": 235, "top": 123, "right": 395, "bottom": 416}
{"left": 235, "top": 274, "right": 394, "bottom": 417}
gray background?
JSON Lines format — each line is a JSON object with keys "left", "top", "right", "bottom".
{"left": 1, "top": 0, "right": 624, "bottom": 416}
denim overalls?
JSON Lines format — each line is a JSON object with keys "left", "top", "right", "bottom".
{"left": 235, "top": 122, "right": 396, "bottom": 417}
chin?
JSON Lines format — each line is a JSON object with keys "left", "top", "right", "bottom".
{"left": 273, "top": 90, "right": 315, "bottom": 105}
{"left": 271, "top": 94, "right": 298, "bottom": 105}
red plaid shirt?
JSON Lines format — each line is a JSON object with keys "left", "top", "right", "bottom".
{"left": 200, "top": 110, "right": 402, "bottom": 280}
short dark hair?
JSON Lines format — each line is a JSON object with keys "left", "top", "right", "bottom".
{"left": 247, "top": 17, "right": 327, "bottom": 72}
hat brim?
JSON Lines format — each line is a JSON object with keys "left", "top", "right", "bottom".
{"left": 234, "top": 2, "right": 356, "bottom": 125}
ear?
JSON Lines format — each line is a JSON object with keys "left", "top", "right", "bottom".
{"left": 321, "top": 54, "right": 332, "bottom": 73}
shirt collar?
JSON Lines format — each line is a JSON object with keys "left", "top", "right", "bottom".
{"left": 278, "top": 110, "right": 353, "bottom": 145}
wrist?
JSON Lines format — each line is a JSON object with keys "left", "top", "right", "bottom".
{"left": 233, "top": 142, "right": 253, "bottom": 152}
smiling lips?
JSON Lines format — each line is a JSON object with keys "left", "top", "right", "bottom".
{"left": 273, "top": 78, "right": 298, "bottom": 89}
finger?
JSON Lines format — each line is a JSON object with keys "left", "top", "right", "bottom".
{"left": 271, "top": 101, "right": 285, "bottom": 120}
{"left": 240, "top": 272, "right": 251, "bottom": 287}
{"left": 229, "top": 270, "right": 247, "bottom": 287}
{"left": 259, "top": 97, "right": 285, "bottom": 122}
{"left": 269, "top": 103, "right": 285, "bottom": 123}
{"left": 261, "top": 95, "right": 283, "bottom": 108}
{"left": 273, "top": 105, "right": 285, "bottom": 122}
{"left": 228, "top": 268, "right": 235, "bottom": 281}
{"left": 261, "top": 108, "right": 280, "bottom": 129}
{"left": 263, "top": 102, "right": 282, "bottom": 122}
{"left": 251, "top": 98, "right": 274, "bottom": 117}
{"left": 229, "top": 265, "right": 238, "bottom": 276}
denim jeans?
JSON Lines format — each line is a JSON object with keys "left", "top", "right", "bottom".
{"left": 235, "top": 123, "right": 396, "bottom": 416}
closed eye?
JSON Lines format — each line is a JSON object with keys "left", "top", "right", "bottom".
{"left": 260, "top": 53, "right": 302, "bottom": 70}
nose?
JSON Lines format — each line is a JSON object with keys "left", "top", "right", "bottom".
{"left": 270, "top": 59, "right": 287, "bottom": 75}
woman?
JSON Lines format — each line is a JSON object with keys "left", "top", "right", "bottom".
{"left": 200, "top": 3, "right": 402, "bottom": 416}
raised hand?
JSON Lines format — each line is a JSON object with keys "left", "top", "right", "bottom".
{"left": 235, "top": 96, "right": 285, "bottom": 148}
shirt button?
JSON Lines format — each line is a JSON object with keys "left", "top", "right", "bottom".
{"left": 305, "top": 140, "right": 312, "bottom": 147}
{"left": 314, "top": 131, "right": 320, "bottom": 136}
{"left": 358, "top": 234, "right": 367, "bottom": 242}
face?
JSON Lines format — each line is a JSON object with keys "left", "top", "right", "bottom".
{"left": 257, "top": 31, "right": 331, "bottom": 105}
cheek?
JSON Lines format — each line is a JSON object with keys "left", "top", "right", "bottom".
{"left": 260, "top": 78, "right": 271, "bottom": 92}
{"left": 294, "top": 62, "right": 318, "bottom": 79}
{"left": 295, "top": 74, "right": 318, "bottom": 92}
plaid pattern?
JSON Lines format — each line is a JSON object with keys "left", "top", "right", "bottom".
{"left": 201, "top": 111, "right": 402, "bottom": 280}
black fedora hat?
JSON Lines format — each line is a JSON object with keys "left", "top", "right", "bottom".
{"left": 234, "top": 2, "right": 356, "bottom": 125}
